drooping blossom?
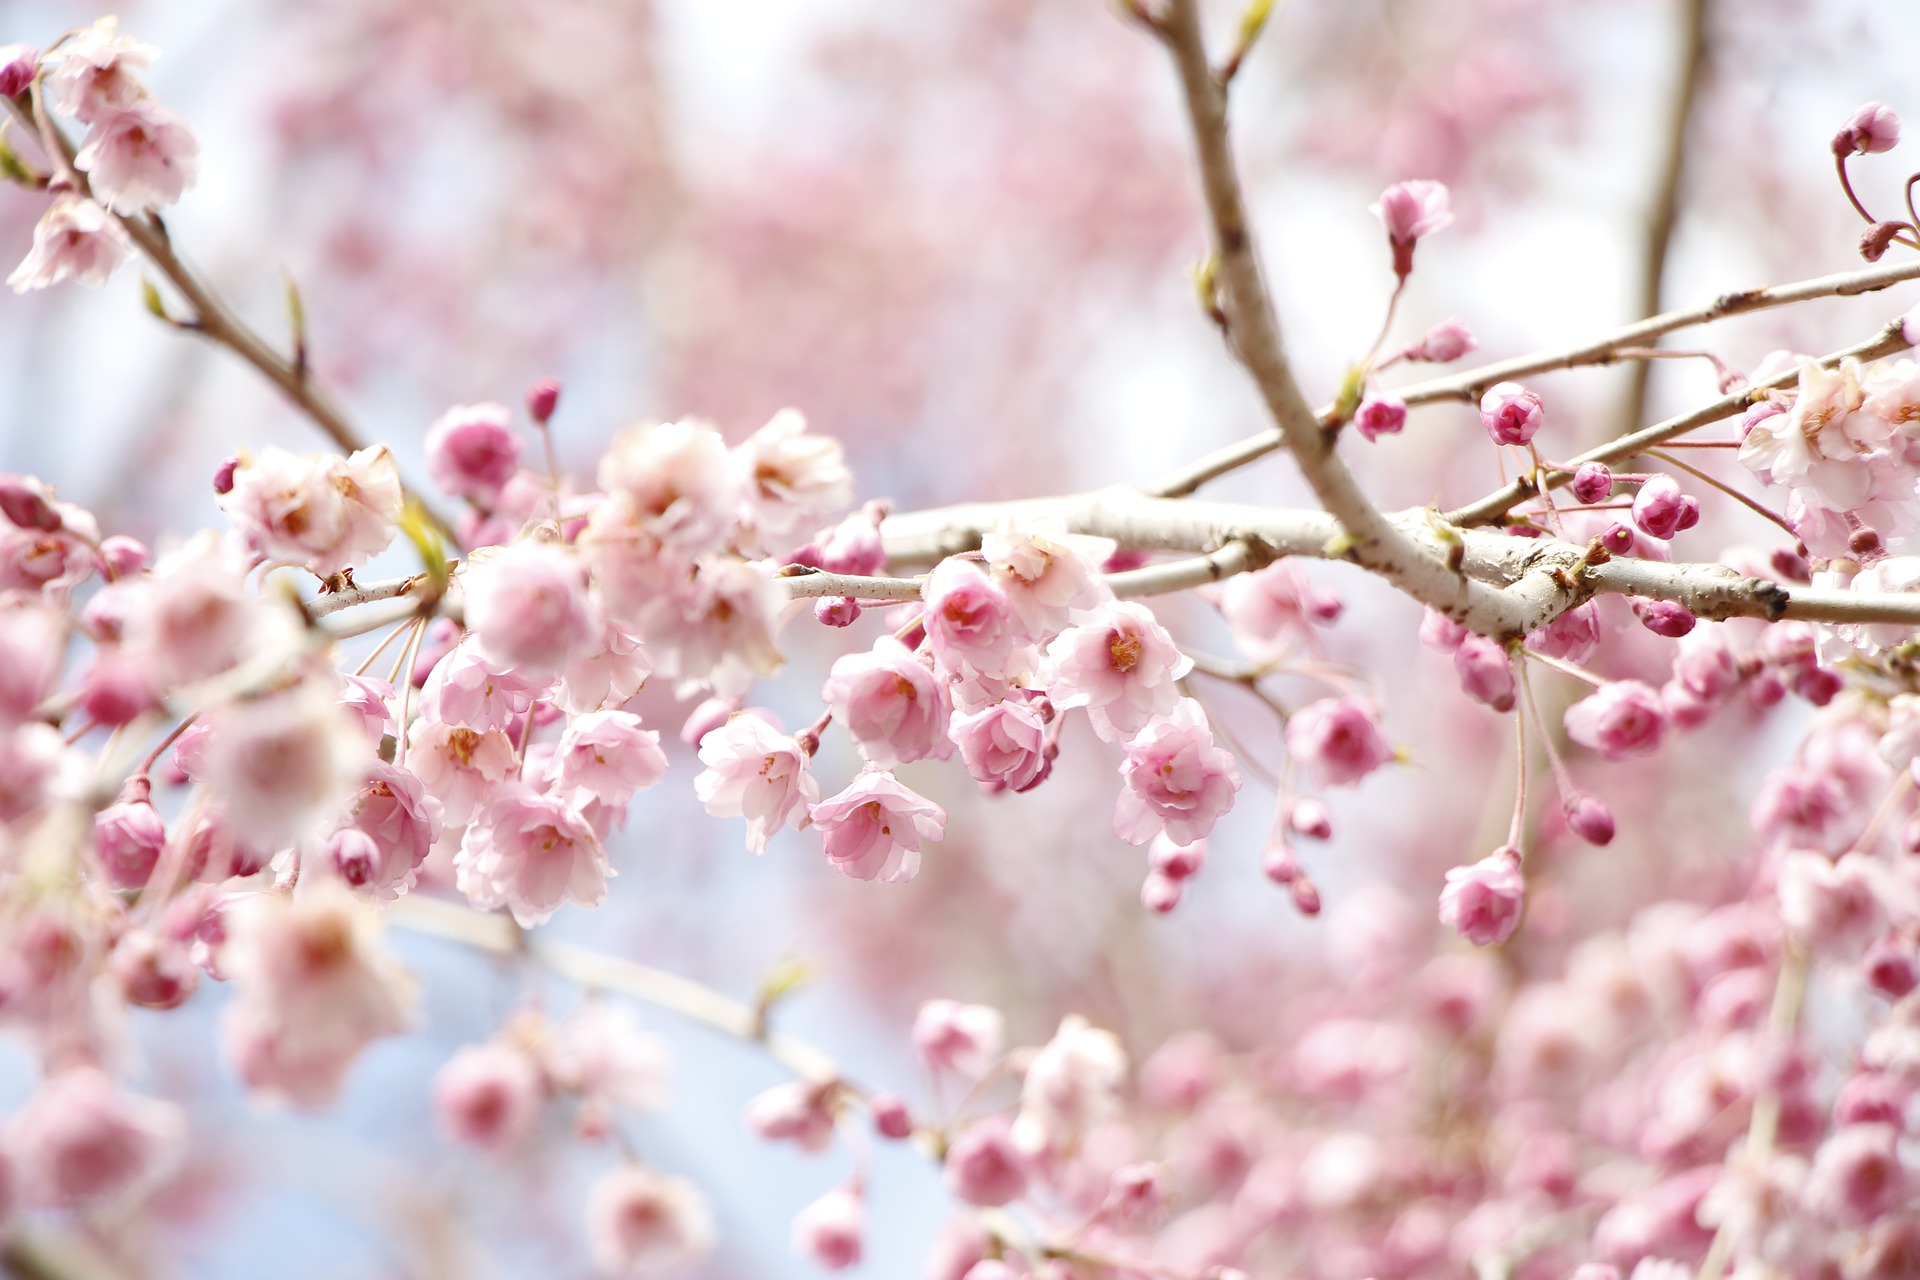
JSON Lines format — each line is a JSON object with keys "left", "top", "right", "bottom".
{"left": 125, "top": 530, "right": 296, "bottom": 687}
{"left": 1046, "top": 600, "right": 1192, "bottom": 742}
{"left": 425, "top": 403, "right": 522, "bottom": 504}
{"left": 6, "top": 196, "right": 132, "bottom": 293}
{"left": 1454, "top": 633, "right": 1517, "bottom": 712}
{"left": 220, "top": 883, "right": 416, "bottom": 1108}
{"left": 950, "top": 697, "right": 1050, "bottom": 792}
{"left": 945, "top": 1120, "right": 1028, "bottom": 1207}
{"left": 1776, "top": 851, "right": 1884, "bottom": 959}
{"left": 461, "top": 540, "right": 599, "bottom": 678}
{"left": 733, "top": 408, "right": 852, "bottom": 552}
{"left": 1833, "top": 102, "right": 1902, "bottom": 157}
{"left": 809, "top": 768, "right": 947, "bottom": 883}
{"left": 548, "top": 710, "right": 667, "bottom": 810}
{"left": 332, "top": 762, "right": 443, "bottom": 899}
{"left": 73, "top": 103, "right": 200, "bottom": 214}
{"left": 1213, "top": 559, "right": 1341, "bottom": 663}
{"left": 108, "top": 928, "right": 198, "bottom": 1010}
{"left": 45, "top": 18, "right": 156, "bottom": 122}
{"left": 641, "top": 556, "right": 785, "bottom": 696}
{"left": 545, "top": 1002, "right": 668, "bottom": 1120}
{"left": 420, "top": 639, "right": 549, "bottom": 732}
{"left": 1354, "top": 395, "right": 1407, "bottom": 441}
{"left": 1527, "top": 602, "right": 1601, "bottom": 664}
{"left": 93, "top": 794, "right": 165, "bottom": 890}
{"left": 745, "top": 1079, "right": 839, "bottom": 1152}
{"left": 1805, "top": 1124, "right": 1906, "bottom": 1226}
{"left": 456, "top": 785, "right": 612, "bottom": 926}
{"left": 432, "top": 1041, "right": 547, "bottom": 1156}
{"left": 408, "top": 720, "right": 517, "bottom": 828}
{"left": 1112, "top": 698, "right": 1241, "bottom": 846}
{"left": 1479, "top": 382, "right": 1545, "bottom": 446}
{"left": 693, "top": 712, "right": 819, "bottom": 854}
{"left": 1564, "top": 794, "right": 1616, "bottom": 846}
{"left": 1438, "top": 849, "right": 1527, "bottom": 946}
{"left": 11, "top": 1067, "right": 184, "bottom": 1209}
{"left": 1286, "top": 696, "right": 1393, "bottom": 787}
{"left": 1011, "top": 1014, "right": 1128, "bottom": 1157}
{"left": 555, "top": 620, "right": 650, "bottom": 715}
{"left": 1565, "top": 681, "right": 1668, "bottom": 760}
{"left": 586, "top": 1164, "right": 715, "bottom": 1278}
{"left": 199, "top": 679, "right": 374, "bottom": 848}
{"left": 1370, "top": 179, "right": 1453, "bottom": 276}
{"left": 914, "top": 1000, "right": 1006, "bottom": 1077}
{"left": 821, "top": 636, "right": 952, "bottom": 767}
{"left": 980, "top": 518, "right": 1112, "bottom": 640}
{"left": 217, "top": 445, "right": 404, "bottom": 576}
{"left": 923, "top": 555, "right": 1017, "bottom": 677}
{"left": 791, "top": 1185, "right": 864, "bottom": 1270}
{"left": 595, "top": 419, "right": 738, "bottom": 556}
{"left": 1739, "top": 360, "right": 1884, "bottom": 510}
{"left": 1407, "top": 317, "right": 1477, "bottom": 363}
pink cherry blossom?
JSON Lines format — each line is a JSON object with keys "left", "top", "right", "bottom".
{"left": 1527, "top": 602, "right": 1601, "bottom": 664}
{"left": 556, "top": 620, "right": 650, "bottom": 715}
{"left": 11, "top": 1067, "right": 183, "bottom": 1209}
{"left": 809, "top": 768, "right": 947, "bottom": 883}
{"left": 733, "top": 407, "right": 852, "bottom": 552}
{"left": 1113, "top": 698, "right": 1242, "bottom": 846}
{"left": 1286, "top": 695, "right": 1393, "bottom": 787}
{"left": 1214, "top": 559, "right": 1341, "bottom": 664}
{"left": 1046, "top": 600, "right": 1192, "bottom": 743}
{"left": 1572, "top": 462, "right": 1614, "bottom": 504}
{"left": 821, "top": 636, "right": 952, "bottom": 767}
{"left": 1740, "top": 360, "right": 1884, "bottom": 511}
{"left": 6, "top": 196, "right": 132, "bottom": 293}
{"left": 0, "top": 45, "right": 38, "bottom": 99}
{"left": 924, "top": 555, "right": 1017, "bottom": 676}
{"left": 0, "top": 599, "right": 62, "bottom": 727}
{"left": 420, "top": 638, "right": 551, "bottom": 731}
{"left": 980, "top": 518, "right": 1112, "bottom": 640}
{"left": 218, "top": 445, "right": 404, "bottom": 576}
{"left": 1011, "top": 1014, "right": 1127, "bottom": 1157}
{"left": 1479, "top": 382, "right": 1544, "bottom": 446}
{"left": 693, "top": 712, "right": 819, "bottom": 854}
{"left": 1438, "top": 849, "right": 1527, "bottom": 946}
{"left": 200, "top": 679, "right": 374, "bottom": 848}
{"left": 1407, "top": 317, "right": 1477, "bottom": 363}
{"left": 945, "top": 1120, "right": 1029, "bottom": 1206}
{"left": 1833, "top": 102, "right": 1901, "bottom": 156}
{"left": 641, "top": 555, "right": 786, "bottom": 697}
{"left": 1370, "top": 179, "right": 1453, "bottom": 276}
{"left": 93, "top": 794, "right": 165, "bottom": 890}
{"left": 425, "top": 403, "right": 522, "bottom": 504}
{"left": 432, "top": 1041, "right": 546, "bottom": 1156}
{"left": 1453, "top": 633, "right": 1517, "bottom": 711}
{"left": 108, "top": 928, "right": 198, "bottom": 1010}
{"left": 46, "top": 18, "right": 156, "bottom": 122}
{"left": 586, "top": 1164, "right": 714, "bottom": 1277}
{"left": 914, "top": 999, "right": 1005, "bottom": 1077}
{"left": 792, "top": 1185, "right": 864, "bottom": 1270}
{"left": 125, "top": 531, "right": 290, "bottom": 687}
{"left": 1565, "top": 680, "right": 1668, "bottom": 760}
{"left": 462, "top": 540, "right": 599, "bottom": 678}
{"left": 1355, "top": 394, "right": 1407, "bottom": 441}
{"left": 1806, "top": 1124, "right": 1905, "bottom": 1225}
{"left": 1777, "top": 851, "right": 1884, "bottom": 959}
{"left": 544, "top": 1002, "right": 668, "bottom": 1117}
{"left": 456, "top": 785, "right": 612, "bottom": 925}
{"left": 595, "top": 419, "right": 738, "bottom": 555}
{"left": 550, "top": 710, "right": 667, "bottom": 808}
{"left": 408, "top": 720, "right": 517, "bottom": 827}
{"left": 73, "top": 103, "right": 200, "bottom": 214}
{"left": 1564, "top": 794, "right": 1616, "bottom": 846}
{"left": 745, "top": 1079, "right": 839, "bottom": 1152}
{"left": 950, "top": 697, "right": 1050, "bottom": 791}
{"left": 334, "top": 762, "right": 443, "bottom": 899}
{"left": 1630, "top": 475, "right": 1699, "bottom": 541}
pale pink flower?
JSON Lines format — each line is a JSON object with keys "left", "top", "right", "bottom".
{"left": 1370, "top": 179, "right": 1452, "bottom": 276}
{"left": 420, "top": 639, "right": 550, "bottom": 731}
{"left": 1286, "top": 695, "right": 1393, "bottom": 787}
{"left": 792, "top": 500, "right": 889, "bottom": 577}
{"left": 407, "top": 720, "right": 517, "bottom": 828}
{"left": 1112, "top": 698, "right": 1242, "bottom": 847}
{"left": 596, "top": 419, "right": 738, "bottom": 555}
{"left": 1526, "top": 602, "right": 1601, "bottom": 664}
{"left": 1214, "top": 560, "right": 1341, "bottom": 664}
{"left": 642, "top": 555, "right": 785, "bottom": 696}
{"left": 693, "top": 712, "right": 819, "bottom": 854}
{"left": 456, "top": 785, "right": 612, "bottom": 926}
{"left": 586, "top": 1164, "right": 715, "bottom": 1278}
{"left": 1011, "top": 1014, "right": 1127, "bottom": 1157}
{"left": 108, "top": 928, "right": 198, "bottom": 1010}
{"left": 220, "top": 883, "right": 416, "bottom": 1108}
{"left": 1863, "top": 357, "right": 1920, "bottom": 429}
{"left": 980, "top": 518, "right": 1113, "bottom": 640}
{"left": 809, "top": 768, "right": 947, "bottom": 883}
{"left": 914, "top": 1000, "right": 1005, "bottom": 1077}
{"left": 944, "top": 1120, "right": 1029, "bottom": 1206}
{"left": 821, "top": 636, "right": 951, "bottom": 767}
{"left": 0, "top": 723, "right": 74, "bottom": 824}
{"left": 551, "top": 710, "right": 667, "bottom": 808}
{"left": 126, "top": 531, "right": 292, "bottom": 687}
{"left": 218, "top": 445, "right": 404, "bottom": 576}
{"left": 432, "top": 1041, "right": 546, "bottom": 1156}
{"left": 791, "top": 1186, "right": 864, "bottom": 1270}
{"left": 1046, "top": 600, "right": 1192, "bottom": 743}
{"left": 555, "top": 620, "right": 650, "bottom": 715}
{"left": 951, "top": 697, "right": 1049, "bottom": 792}
{"left": 425, "top": 403, "right": 522, "bottom": 504}
{"left": 0, "top": 599, "right": 62, "bottom": 727}
{"left": 745, "top": 1079, "right": 839, "bottom": 1152}
{"left": 73, "top": 103, "right": 199, "bottom": 214}
{"left": 333, "top": 762, "right": 442, "bottom": 899}
{"left": 924, "top": 556, "right": 1017, "bottom": 677}
{"left": 733, "top": 408, "right": 852, "bottom": 552}
{"left": 1834, "top": 102, "right": 1902, "bottom": 156}
{"left": 1479, "top": 382, "right": 1544, "bottom": 446}
{"left": 11, "top": 1067, "right": 183, "bottom": 1209}
{"left": 6, "top": 196, "right": 132, "bottom": 293}
{"left": 1805, "top": 1124, "right": 1905, "bottom": 1225}
{"left": 1565, "top": 680, "right": 1667, "bottom": 760}
{"left": 1777, "top": 851, "right": 1884, "bottom": 959}
{"left": 1739, "top": 360, "right": 1882, "bottom": 510}
{"left": 200, "top": 680, "right": 374, "bottom": 848}
{"left": 337, "top": 674, "right": 395, "bottom": 747}
{"left": 545, "top": 1002, "right": 668, "bottom": 1116}
{"left": 581, "top": 491, "right": 686, "bottom": 620}
{"left": 1438, "top": 850, "right": 1526, "bottom": 946}
{"left": 462, "top": 540, "right": 598, "bottom": 677}
{"left": 46, "top": 18, "right": 157, "bottom": 122}
{"left": 1407, "top": 317, "right": 1477, "bottom": 363}
{"left": 93, "top": 796, "right": 165, "bottom": 890}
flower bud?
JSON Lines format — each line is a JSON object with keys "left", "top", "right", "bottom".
{"left": 1861, "top": 219, "right": 1907, "bottom": 263}
{"left": 109, "top": 928, "right": 199, "bottom": 1010}
{"left": 94, "top": 796, "right": 166, "bottom": 890}
{"left": 791, "top": 1186, "right": 863, "bottom": 1271}
{"left": 324, "top": 827, "right": 382, "bottom": 889}
{"left": 1354, "top": 395, "right": 1407, "bottom": 442}
{"left": 1600, "top": 522, "right": 1636, "bottom": 554}
{"left": 1863, "top": 938, "right": 1918, "bottom": 1000}
{"left": 944, "top": 1120, "right": 1027, "bottom": 1206}
{"left": 99, "top": 535, "right": 149, "bottom": 577}
{"left": 1141, "top": 871, "right": 1183, "bottom": 913}
{"left": 1148, "top": 833, "right": 1205, "bottom": 880}
{"left": 211, "top": 455, "right": 240, "bottom": 495}
{"left": 814, "top": 596, "right": 861, "bottom": 627}
{"left": 1288, "top": 798, "right": 1333, "bottom": 840}
{"left": 1453, "top": 633, "right": 1516, "bottom": 712}
{"left": 1833, "top": 102, "right": 1901, "bottom": 156}
{"left": 1419, "top": 606, "right": 1468, "bottom": 652}
{"left": 0, "top": 45, "right": 38, "bottom": 99}
{"left": 1631, "top": 474, "right": 1691, "bottom": 540}
{"left": 1634, "top": 599, "right": 1697, "bottom": 637}
{"left": 1478, "top": 382, "right": 1544, "bottom": 446}
{"left": 0, "top": 473, "right": 60, "bottom": 531}
{"left": 426, "top": 403, "right": 522, "bottom": 504}
{"left": 525, "top": 377, "right": 562, "bottom": 425}
{"left": 79, "top": 656, "right": 156, "bottom": 727}
{"left": 1408, "top": 317, "right": 1476, "bottom": 363}
{"left": 1370, "top": 180, "right": 1453, "bottom": 277}
{"left": 869, "top": 1094, "right": 913, "bottom": 1140}
{"left": 1563, "top": 794, "right": 1615, "bottom": 847}
{"left": 1571, "top": 462, "right": 1613, "bottom": 505}
{"left": 1438, "top": 848, "right": 1526, "bottom": 946}
{"left": 1290, "top": 874, "right": 1322, "bottom": 916}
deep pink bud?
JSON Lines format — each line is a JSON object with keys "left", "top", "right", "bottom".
{"left": 1833, "top": 1073, "right": 1907, "bottom": 1129}
{"left": 1288, "top": 799, "right": 1333, "bottom": 840}
{"left": 1478, "top": 382, "right": 1544, "bottom": 446}
{"left": 1571, "top": 462, "right": 1613, "bottom": 505}
{"left": 1438, "top": 848, "right": 1526, "bottom": 946}
{"left": 324, "top": 827, "right": 382, "bottom": 889}
{"left": 1770, "top": 547, "right": 1811, "bottom": 583}
{"left": 1370, "top": 179, "right": 1453, "bottom": 276}
{"left": 1142, "top": 871, "right": 1182, "bottom": 913}
{"left": 1634, "top": 599, "right": 1697, "bottom": 637}
{"left": 0, "top": 474, "right": 59, "bottom": 531}
{"left": 1453, "top": 633, "right": 1516, "bottom": 713}
{"left": 1419, "top": 607, "right": 1468, "bottom": 652}
{"left": 1290, "top": 875, "right": 1321, "bottom": 915}
{"left": 0, "top": 45, "right": 37, "bottom": 99}
{"left": 1790, "top": 663, "right": 1843, "bottom": 707}
{"left": 944, "top": 1120, "right": 1027, "bottom": 1206}
{"left": 211, "top": 455, "right": 240, "bottom": 495}
{"left": 94, "top": 798, "right": 166, "bottom": 890}
{"left": 1631, "top": 475, "right": 1691, "bottom": 540}
{"left": 1409, "top": 317, "right": 1476, "bottom": 363}
{"left": 1863, "top": 938, "right": 1918, "bottom": 1000}
{"left": 526, "top": 377, "right": 562, "bottom": 425}
{"left": 1564, "top": 794, "right": 1615, "bottom": 846}
{"left": 1834, "top": 102, "right": 1901, "bottom": 156}
{"left": 79, "top": 657, "right": 156, "bottom": 727}
{"left": 108, "top": 929, "right": 198, "bottom": 1010}
{"left": 1600, "top": 522, "right": 1636, "bottom": 555}
{"left": 1861, "top": 219, "right": 1907, "bottom": 263}
{"left": 1149, "top": 833, "right": 1205, "bottom": 880}
{"left": 869, "top": 1094, "right": 913, "bottom": 1140}
{"left": 1261, "top": 838, "right": 1298, "bottom": 884}
{"left": 814, "top": 596, "right": 861, "bottom": 627}
{"left": 98, "top": 535, "right": 149, "bottom": 577}
{"left": 1354, "top": 395, "right": 1407, "bottom": 442}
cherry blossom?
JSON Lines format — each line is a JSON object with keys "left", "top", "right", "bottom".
{"left": 73, "top": 103, "right": 200, "bottom": 214}
{"left": 456, "top": 786, "right": 613, "bottom": 925}
{"left": 693, "top": 712, "right": 820, "bottom": 853}
{"left": 586, "top": 1165, "right": 715, "bottom": 1278}
{"left": 1286, "top": 695, "right": 1393, "bottom": 787}
{"left": 1045, "top": 600, "right": 1192, "bottom": 742}
{"left": 425, "top": 403, "right": 522, "bottom": 504}
{"left": 821, "top": 636, "right": 952, "bottom": 767}
{"left": 1112, "top": 697, "right": 1242, "bottom": 846}
{"left": 733, "top": 407, "right": 852, "bottom": 552}
{"left": 809, "top": 768, "right": 947, "bottom": 883}
{"left": 6, "top": 195, "right": 132, "bottom": 293}
{"left": 217, "top": 445, "right": 404, "bottom": 576}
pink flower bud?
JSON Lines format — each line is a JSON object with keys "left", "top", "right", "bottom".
{"left": 679, "top": 696, "right": 740, "bottom": 749}
{"left": 1631, "top": 475, "right": 1696, "bottom": 540}
{"left": 79, "top": 656, "right": 156, "bottom": 727}
{"left": 525, "top": 377, "right": 561, "bottom": 424}
{"left": 792, "top": 1186, "right": 863, "bottom": 1270}
{"left": 944, "top": 1120, "right": 1028, "bottom": 1206}
{"left": 1370, "top": 179, "right": 1453, "bottom": 276}
{"left": 1833, "top": 1073, "right": 1907, "bottom": 1128}
{"left": 1634, "top": 599, "right": 1697, "bottom": 637}
{"left": 211, "top": 455, "right": 239, "bottom": 495}
{"left": 1600, "top": 522, "right": 1636, "bottom": 554}
{"left": 1354, "top": 395, "right": 1407, "bottom": 442}
{"left": 1453, "top": 633, "right": 1516, "bottom": 712}
{"left": 1438, "top": 848, "right": 1526, "bottom": 946}
{"left": 324, "top": 827, "right": 382, "bottom": 890}
{"left": 108, "top": 928, "right": 198, "bottom": 1010}
{"left": 426, "top": 403, "right": 522, "bottom": 504}
{"left": 1571, "top": 462, "right": 1613, "bottom": 505}
{"left": 1834, "top": 102, "right": 1901, "bottom": 156}
{"left": 1291, "top": 875, "right": 1322, "bottom": 916}
{"left": 1419, "top": 607, "right": 1467, "bottom": 652}
{"left": 1861, "top": 219, "right": 1907, "bottom": 263}
{"left": 1863, "top": 938, "right": 1918, "bottom": 999}
{"left": 1565, "top": 680, "right": 1667, "bottom": 759}
{"left": 869, "top": 1094, "right": 913, "bottom": 1140}
{"left": 1478, "top": 382, "right": 1544, "bottom": 446}
{"left": 1288, "top": 798, "right": 1333, "bottom": 840}
{"left": 814, "top": 596, "right": 861, "bottom": 627}
{"left": 1148, "top": 833, "right": 1205, "bottom": 880}
{"left": 0, "top": 45, "right": 38, "bottom": 99}
{"left": 1262, "top": 837, "right": 1298, "bottom": 883}
{"left": 1409, "top": 317, "right": 1476, "bottom": 363}
{"left": 1806, "top": 1124, "right": 1905, "bottom": 1226}
{"left": 1287, "top": 695, "right": 1393, "bottom": 786}
{"left": 914, "top": 1000, "right": 1004, "bottom": 1077}
{"left": 0, "top": 474, "right": 59, "bottom": 531}
{"left": 745, "top": 1080, "right": 839, "bottom": 1152}
{"left": 1141, "top": 871, "right": 1183, "bottom": 913}
{"left": 97, "top": 534, "right": 148, "bottom": 578}
{"left": 93, "top": 797, "right": 165, "bottom": 890}
{"left": 1563, "top": 794, "right": 1615, "bottom": 846}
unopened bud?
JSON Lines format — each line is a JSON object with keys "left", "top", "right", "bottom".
{"left": 1288, "top": 798, "right": 1333, "bottom": 840}
{"left": 1563, "top": 794, "right": 1616, "bottom": 846}
{"left": 869, "top": 1093, "right": 914, "bottom": 1140}
{"left": 1860, "top": 220, "right": 1907, "bottom": 263}
{"left": 212, "top": 455, "right": 240, "bottom": 495}
{"left": 1633, "top": 599, "right": 1697, "bottom": 638}
{"left": 0, "top": 45, "right": 37, "bottom": 99}
{"left": 525, "top": 377, "right": 561, "bottom": 425}
{"left": 814, "top": 596, "right": 861, "bottom": 627}
{"left": 1290, "top": 875, "right": 1322, "bottom": 916}
{"left": 0, "top": 473, "right": 59, "bottom": 531}
{"left": 1571, "top": 462, "right": 1613, "bottom": 505}
{"left": 1849, "top": 526, "right": 1885, "bottom": 560}
{"left": 1142, "top": 871, "right": 1183, "bottom": 914}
